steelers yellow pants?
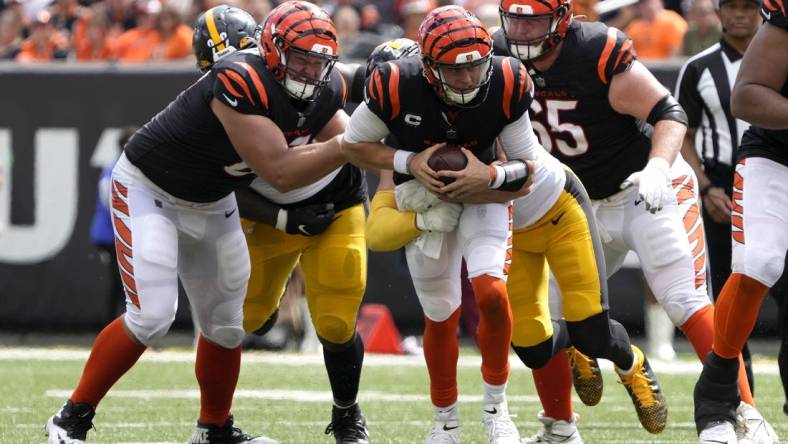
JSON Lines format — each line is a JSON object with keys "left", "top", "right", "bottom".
{"left": 508, "top": 172, "right": 607, "bottom": 347}
{"left": 241, "top": 204, "right": 367, "bottom": 345}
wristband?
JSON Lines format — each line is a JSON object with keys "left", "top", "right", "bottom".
{"left": 393, "top": 150, "right": 414, "bottom": 175}
{"left": 275, "top": 209, "right": 288, "bottom": 232}
{"left": 488, "top": 165, "right": 506, "bottom": 189}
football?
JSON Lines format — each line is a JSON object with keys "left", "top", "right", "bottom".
{"left": 427, "top": 144, "right": 468, "bottom": 185}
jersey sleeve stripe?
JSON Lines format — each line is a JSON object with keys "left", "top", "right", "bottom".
{"left": 373, "top": 69, "right": 384, "bottom": 108}
{"left": 388, "top": 63, "right": 401, "bottom": 119}
{"left": 224, "top": 69, "right": 256, "bottom": 105}
{"left": 217, "top": 72, "right": 245, "bottom": 99}
{"left": 613, "top": 39, "right": 633, "bottom": 72}
{"left": 501, "top": 57, "right": 515, "bottom": 119}
{"left": 765, "top": 0, "right": 786, "bottom": 15}
{"left": 340, "top": 73, "right": 348, "bottom": 104}
{"left": 597, "top": 28, "right": 618, "bottom": 84}
{"left": 517, "top": 64, "right": 528, "bottom": 101}
{"left": 234, "top": 62, "right": 269, "bottom": 109}
{"left": 204, "top": 8, "right": 226, "bottom": 52}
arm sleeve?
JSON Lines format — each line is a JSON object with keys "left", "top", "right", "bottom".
{"left": 498, "top": 112, "right": 544, "bottom": 160}
{"left": 343, "top": 102, "right": 391, "bottom": 143}
{"left": 366, "top": 190, "right": 422, "bottom": 251}
{"left": 675, "top": 62, "right": 703, "bottom": 128}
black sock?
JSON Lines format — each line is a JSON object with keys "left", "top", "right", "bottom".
{"left": 323, "top": 333, "right": 364, "bottom": 406}
{"left": 694, "top": 352, "right": 740, "bottom": 433}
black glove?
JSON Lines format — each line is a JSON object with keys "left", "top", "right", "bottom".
{"left": 280, "top": 203, "right": 337, "bottom": 236}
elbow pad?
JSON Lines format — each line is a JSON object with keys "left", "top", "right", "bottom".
{"left": 647, "top": 95, "right": 688, "bottom": 127}
{"left": 490, "top": 159, "right": 530, "bottom": 192}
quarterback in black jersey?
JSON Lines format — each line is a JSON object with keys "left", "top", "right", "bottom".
{"left": 694, "top": 2, "right": 788, "bottom": 441}
{"left": 43, "top": 3, "right": 353, "bottom": 444}
{"left": 490, "top": 0, "right": 763, "bottom": 439}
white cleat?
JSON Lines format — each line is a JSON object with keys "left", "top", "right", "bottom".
{"left": 735, "top": 402, "right": 779, "bottom": 444}
{"left": 521, "top": 411, "right": 583, "bottom": 444}
{"left": 425, "top": 403, "right": 460, "bottom": 444}
{"left": 699, "top": 421, "right": 738, "bottom": 444}
{"left": 481, "top": 401, "right": 520, "bottom": 444}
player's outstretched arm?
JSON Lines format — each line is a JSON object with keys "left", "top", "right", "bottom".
{"left": 211, "top": 98, "right": 346, "bottom": 193}
{"left": 366, "top": 170, "right": 422, "bottom": 251}
{"left": 731, "top": 22, "right": 788, "bottom": 129}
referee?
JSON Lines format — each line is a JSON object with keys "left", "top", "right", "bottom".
{"left": 675, "top": 0, "right": 761, "bottom": 392}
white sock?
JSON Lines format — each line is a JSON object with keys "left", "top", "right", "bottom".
{"left": 433, "top": 401, "right": 459, "bottom": 422}
{"left": 483, "top": 382, "right": 507, "bottom": 405}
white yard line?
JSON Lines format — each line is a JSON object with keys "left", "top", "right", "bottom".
{"left": 0, "top": 347, "right": 778, "bottom": 375}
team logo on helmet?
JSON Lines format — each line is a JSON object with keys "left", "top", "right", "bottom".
{"left": 193, "top": 5, "right": 258, "bottom": 72}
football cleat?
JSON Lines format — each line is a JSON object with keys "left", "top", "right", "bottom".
{"left": 615, "top": 346, "right": 668, "bottom": 434}
{"left": 567, "top": 347, "right": 603, "bottom": 406}
{"left": 187, "top": 415, "right": 279, "bottom": 444}
{"left": 45, "top": 400, "right": 95, "bottom": 444}
{"left": 425, "top": 404, "right": 460, "bottom": 444}
{"left": 481, "top": 401, "right": 520, "bottom": 443}
{"left": 698, "top": 420, "right": 738, "bottom": 444}
{"left": 324, "top": 403, "right": 370, "bottom": 444}
{"left": 735, "top": 402, "right": 778, "bottom": 443}
{"left": 522, "top": 411, "right": 583, "bottom": 444}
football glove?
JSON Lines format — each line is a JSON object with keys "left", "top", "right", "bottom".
{"left": 620, "top": 157, "right": 671, "bottom": 214}
{"left": 396, "top": 179, "right": 441, "bottom": 212}
{"left": 416, "top": 202, "right": 462, "bottom": 233}
{"left": 276, "top": 203, "right": 337, "bottom": 236}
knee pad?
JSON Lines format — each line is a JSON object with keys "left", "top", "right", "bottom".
{"left": 124, "top": 311, "right": 175, "bottom": 346}
{"left": 319, "top": 331, "right": 357, "bottom": 352}
{"left": 471, "top": 275, "right": 508, "bottom": 315}
{"left": 202, "top": 298, "right": 245, "bottom": 348}
{"left": 746, "top": 248, "right": 786, "bottom": 287}
{"left": 513, "top": 338, "right": 555, "bottom": 369}
{"left": 250, "top": 308, "right": 279, "bottom": 337}
{"left": 567, "top": 312, "right": 611, "bottom": 358}
{"left": 216, "top": 231, "right": 251, "bottom": 294}
{"left": 416, "top": 277, "right": 462, "bottom": 321}
{"left": 512, "top": 316, "right": 553, "bottom": 348}
{"left": 316, "top": 242, "right": 366, "bottom": 292}
{"left": 315, "top": 313, "right": 356, "bottom": 345}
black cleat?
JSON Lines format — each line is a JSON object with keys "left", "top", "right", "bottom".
{"left": 187, "top": 415, "right": 279, "bottom": 444}
{"left": 45, "top": 400, "right": 95, "bottom": 444}
{"left": 324, "top": 403, "right": 371, "bottom": 444}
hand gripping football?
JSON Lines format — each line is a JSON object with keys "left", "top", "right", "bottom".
{"left": 427, "top": 144, "right": 468, "bottom": 185}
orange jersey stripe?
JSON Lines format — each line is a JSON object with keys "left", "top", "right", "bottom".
{"left": 597, "top": 28, "right": 618, "bottom": 85}
{"left": 517, "top": 64, "right": 526, "bottom": 102}
{"left": 340, "top": 73, "right": 347, "bottom": 104}
{"left": 234, "top": 62, "right": 269, "bottom": 109}
{"left": 501, "top": 58, "right": 515, "bottom": 120}
{"left": 612, "top": 39, "right": 633, "bottom": 72}
{"left": 224, "top": 69, "right": 256, "bottom": 105}
{"left": 731, "top": 164, "right": 745, "bottom": 244}
{"left": 373, "top": 70, "right": 384, "bottom": 108}
{"left": 114, "top": 236, "right": 134, "bottom": 276}
{"left": 388, "top": 63, "right": 401, "bottom": 119}
{"left": 217, "top": 72, "right": 244, "bottom": 98}
{"left": 111, "top": 182, "right": 129, "bottom": 217}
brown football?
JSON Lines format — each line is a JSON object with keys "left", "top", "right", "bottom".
{"left": 427, "top": 144, "right": 468, "bottom": 185}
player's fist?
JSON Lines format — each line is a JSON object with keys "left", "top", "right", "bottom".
{"left": 416, "top": 201, "right": 462, "bottom": 233}
{"left": 620, "top": 157, "right": 671, "bottom": 213}
{"left": 395, "top": 179, "right": 441, "bottom": 212}
{"left": 279, "top": 203, "right": 337, "bottom": 236}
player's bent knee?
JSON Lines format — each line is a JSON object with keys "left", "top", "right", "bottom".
{"left": 512, "top": 317, "right": 552, "bottom": 347}
{"left": 204, "top": 326, "right": 245, "bottom": 348}
{"left": 512, "top": 338, "right": 555, "bottom": 369}
{"left": 747, "top": 249, "right": 786, "bottom": 287}
{"left": 203, "top": 299, "right": 245, "bottom": 348}
{"left": 315, "top": 314, "right": 355, "bottom": 345}
{"left": 567, "top": 312, "right": 611, "bottom": 358}
{"left": 217, "top": 231, "right": 251, "bottom": 293}
{"left": 124, "top": 313, "right": 175, "bottom": 346}
{"left": 473, "top": 280, "right": 507, "bottom": 315}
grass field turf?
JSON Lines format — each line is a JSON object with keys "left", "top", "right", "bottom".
{"left": 1, "top": 347, "right": 785, "bottom": 443}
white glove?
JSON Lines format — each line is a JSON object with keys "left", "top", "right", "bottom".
{"left": 620, "top": 157, "right": 671, "bottom": 213}
{"left": 396, "top": 179, "right": 441, "bottom": 212}
{"left": 416, "top": 202, "right": 463, "bottom": 233}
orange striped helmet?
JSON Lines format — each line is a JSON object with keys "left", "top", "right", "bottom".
{"left": 418, "top": 6, "right": 493, "bottom": 107}
{"left": 260, "top": 1, "right": 339, "bottom": 100}
{"left": 499, "top": 0, "right": 573, "bottom": 60}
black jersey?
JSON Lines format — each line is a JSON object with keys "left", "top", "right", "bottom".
{"left": 365, "top": 56, "right": 533, "bottom": 184}
{"left": 493, "top": 22, "right": 651, "bottom": 199}
{"left": 738, "top": 1, "right": 788, "bottom": 166}
{"left": 124, "top": 49, "right": 349, "bottom": 203}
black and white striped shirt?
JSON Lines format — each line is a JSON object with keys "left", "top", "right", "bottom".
{"left": 675, "top": 39, "right": 748, "bottom": 190}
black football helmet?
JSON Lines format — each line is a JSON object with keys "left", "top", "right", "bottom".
{"left": 193, "top": 5, "right": 259, "bottom": 72}
{"left": 365, "top": 38, "right": 421, "bottom": 77}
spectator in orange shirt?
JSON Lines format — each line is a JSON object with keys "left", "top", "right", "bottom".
{"left": 15, "top": 10, "right": 69, "bottom": 62}
{"left": 626, "top": 0, "right": 688, "bottom": 59}
{"left": 150, "top": 6, "right": 192, "bottom": 60}
{"left": 0, "top": 9, "right": 23, "bottom": 59}
{"left": 73, "top": 7, "right": 115, "bottom": 61}
{"left": 114, "top": 0, "right": 191, "bottom": 62}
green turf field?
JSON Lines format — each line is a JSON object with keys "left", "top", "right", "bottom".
{"left": 1, "top": 347, "right": 785, "bottom": 443}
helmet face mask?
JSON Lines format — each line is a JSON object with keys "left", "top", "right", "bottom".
{"left": 499, "top": 0, "right": 572, "bottom": 61}
{"left": 193, "top": 5, "right": 258, "bottom": 72}
{"left": 418, "top": 6, "right": 493, "bottom": 108}
{"left": 261, "top": 1, "right": 339, "bottom": 102}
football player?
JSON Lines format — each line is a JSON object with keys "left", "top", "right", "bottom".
{"left": 192, "top": 5, "right": 372, "bottom": 443}
{"left": 693, "top": 1, "right": 788, "bottom": 442}
{"left": 44, "top": 2, "right": 348, "bottom": 443}
{"left": 493, "top": 0, "right": 771, "bottom": 440}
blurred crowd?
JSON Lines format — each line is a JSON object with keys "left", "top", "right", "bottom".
{"left": 0, "top": 0, "right": 725, "bottom": 63}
